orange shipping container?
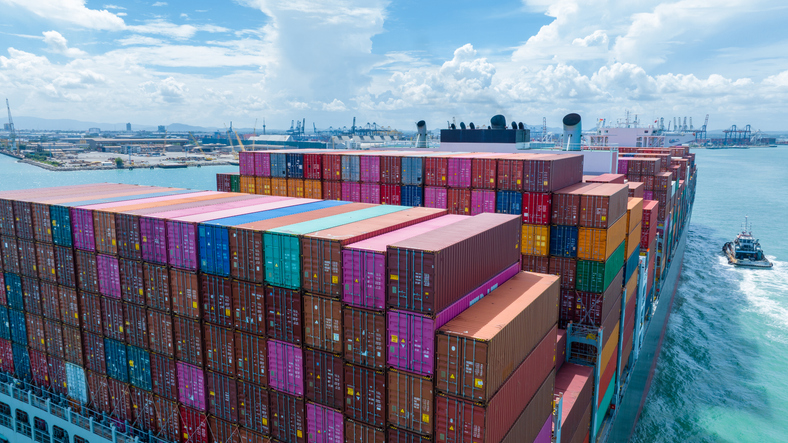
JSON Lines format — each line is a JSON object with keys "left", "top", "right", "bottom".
{"left": 577, "top": 215, "right": 626, "bottom": 262}
{"left": 626, "top": 198, "right": 643, "bottom": 234}
{"left": 626, "top": 223, "right": 642, "bottom": 258}
{"left": 600, "top": 321, "right": 620, "bottom": 377}
{"left": 624, "top": 268, "right": 637, "bottom": 305}
{"left": 520, "top": 224, "right": 550, "bottom": 257}
{"left": 303, "top": 180, "right": 322, "bottom": 199}
{"left": 240, "top": 176, "right": 256, "bottom": 194}
{"left": 287, "top": 179, "right": 305, "bottom": 198}
{"left": 271, "top": 178, "right": 288, "bottom": 197}
{"left": 255, "top": 177, "right": 272, "bottom": 196}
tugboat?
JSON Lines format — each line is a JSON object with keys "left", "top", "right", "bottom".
{"left": 723, "top": 217, "right": 773, "bottom": 268}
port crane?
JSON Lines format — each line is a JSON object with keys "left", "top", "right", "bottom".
{"left": 5, "top": 99, "right": 18, "bottom": 153}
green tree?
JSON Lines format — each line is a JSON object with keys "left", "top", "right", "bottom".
{"left": 115, "top": 157, "right": 124, "bottom": 168}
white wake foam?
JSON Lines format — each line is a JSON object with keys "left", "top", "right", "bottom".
{"left": 738, "top": 257, "right": 788, "bottom": 337}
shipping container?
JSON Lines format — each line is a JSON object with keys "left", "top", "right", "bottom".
{"left": 272, "top": 178, "right": 289, "bottom": 197}
{"left": 44, "top": 318, "right": 64, "bottom": 358}
{"left": 304, "top": 349, "right": 344, "bottom": 410}
{"left": 496, "top": 190, "right": 522, "bottom": 215}
{"left": 576, "top": 244, "right": 625, "bottom": 293}
{"left": 229, "top": 228, "right": 264, "bottom": 283}
{"left": 65, "top": 361, "right": 86, "bottom": 401}
{"left": 171, "top": 268, "right": 201, "bottom": 319}
{"left": 344, "top": 364, "right": 386, "bottom": 428}
{"left": 522, "top": 154, "right": 584, "bottom": 193}
{"left": 436, "top": 272, "right": 559, "bottom": 402}
{"left": 496, "top": 155, "right": 526, "bottom": 191}
{"left": 4, "top": 273, "right": 22, "bottom": 310}
{"left": 344, "top": 419, "right": 385, "bottom": 443}
{"left": 566, "top": 270, "right": 623, "bottom": 327}
{"left": 521, "top": 224, "right": 550, "bottom": 256}
{"left": 256, "top": 177, "right": 273, "bottom": 196}
{"left": 83, "top": 331, "right": 106, "bottom": 374}
{"left": 360, "top": 155, "right": 381, "bottom": 183}
{"left": 31, "top": 202, "right": 53, "bottom": 244}
{"left": 470, "top": 189, "right": 496, "bottom": 216}
{"left": 386, "top": 309, "right": 435, "bottom": 376}
{"left": 387, "top": 370, "right": 433, "bottom": 435}
{"left": 0, "top": 306, "right": 8, "bottom": 340}
{"left": 127, "top": 345, "right": 153, "bottom": 391}
{"left": 139, "top": 217, "right": 168, "bottom": 265}
{"left": 549, "top": 256, "right": 577, "bottom": 289}
{"left": 105, "top": 338, "right": 128, "bottom": 382}
{"left": 304, "top": 179, "right": 322, "bottom": 199}
{"left": 86, "top": 370, "right": 111, "bottom": 412}
{"left": 47, "top": 353, "right": 66, "bottom": 396}
{"left": 101, "top": 296, "right": 125, "bottom": 341}
{"left": 556, "top": 329, "right": 567, "bottom": 372}
{"left": 522, "top": 192, "right": 552, "bottom": 225}
{"left": 29, "top": 349, "right": 49, "bottom": 387}
{"left": 401, "top": 156, "right": 425, "bottom": 186}
{"left": 342, "top": 182, "right": 361, "bottom": 202}
{"left": 21, "top": 276, "right": 42, "bottom": 315}
{"left": 499, "top": 369, "right": 556, "bottom": 443}
{"left": 178, "top": 361, "right": 206, "bottom": 411}
{"left": 307, "top": 402, "right": 344, "bottom": 443}
{"left": 17, "top": 239, "right": 37, "bottom": 278}
{"left": 401, "top": 186, "right": 422, "bottom": 207}
{"left": 343, "top": 155, "right": 361, "bottom": 182}
{"left": 144, "top": 263, "right": 172, "bottom": 312}
{"left": 207, "top": 371, "right": 239, "bottom": 423}
{"left": 9, "top": 308, "right": 26, "bottom": 345}
{"left": 1, "top": 236, "right": 19, "bottom": 274}
{"left": 254, "top": 152, "right": 272, "bottom": 177}
{"left": 36, "top": 242, "right": 57, "bottom": 283}
{"left": 54, "top": 245, "right": 76, "bottom": 287}
{"left": 268, "top": 339, "right": 304, "bottom": 397}
{"left": 446, "top": 188, "right": 470, "bottom": 215}
{"left": 387, "top": 213, "right": 521, "bottom": 314}
{"left": 343, "top": 307, "right": 386, "bottom": 369}
{"left": 118, "top": 258, "right": 145, "bottom": 305}
{"left": 234, "top": 331, "right": 268, "bottom": 387}
{"left": 266, "top": 286, "right": 301, "bottom": 344}
{"left": 0, "top": 272, "right": 4, "bottom": 305}
{"left": 241, "top": 175, "right": 257, "bottom": 195}
{"left": 204, "top": 323, "right": 235, "bottom": 376}
{"left": 424, "top": 156, "right": 449, "bottom": 188}
{"left": 323, "top": 155, "right": 342, "bottom": 181}
{"left": 150, "top": 352, "right": 178, "bottom": 400}
{"left": 0, "top": 339, "right": 13, "bottom": 374}
{"left": 12, "top": 342, "right": 31, "bottom": 380}
{"left": 269, "top": 391, "right": 306, "bottom": 443}
{"left": 237, "top": 379, "right": 270, "bottom": 435}
{"left": 93, "top": 210, "right": 118, "bottom": 255}
{"left": 380, "top": 184, "right": 401, "bottom": 206}
{"left": 552, "top": 183, "right": 601, "bottom": 226}
{"left": 550, "top": 225, "right": 579, "bottom": 258}
{"left": 386, "top": 427, "right": 425, "bottom": 443}
{"left": 270, "top": 153, "right": 288, "bottom": 178}
{"left": 287, "top": 178, "right": 305, "bottom": 198}
{"left": 116, "top": 213, "right": 142, "bottom": 261}
{"left": 447, "top": 157, "right": 472, "bottom": 188}
{"left": 304, "top": 154, "right": 322, "bottom": 180}
{"left": 107, "top": 377, "right": 133, "bottom": 422}
{"left": 380, "top": 155, "right": 402, "bottom": 184}
{"left": 303, "top": 294, "right": 342, "bottom": 354}
{"left": 174, "top": 316, "right": 203, "bottom": 365}
{"left": 180, "top": 405, "right": 209, "bottom": 443}
{"left": 71, "top": 208, "right": 96, "bottom": 252}
{"left": 579, "top": 184, "right": 628, "bottom": 229}
{"left": 553, "top": 363, "right": 593, "bottom": 443}
{"left": 424, "top": 187, "right": 447, "bottom": 209}
{"left": 26, "top": 313, "right": 45, "bottom": 351}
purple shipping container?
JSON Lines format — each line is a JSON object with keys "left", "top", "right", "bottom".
{"left": 424, "top": 187, "right": 448, "bottom": 209}
{"left": 533, "top": 416, "right": 552, "bottom": 443}
{"left": 306, "top": 402, "right": 343, "bottom": 443}
{"left": 617, "top": 159, "right": 628, "bottom": 175}
{"left": 178, "top": 361, "right": 206, "bottom": 411}
{"left": 71, "top": 208, "right": 96, "bottom": 252}
{"left": 255, "top": 152, "right": 271, "bottom": 177}
{"left": 360, "top": 156, "right": 380, "bottom": 183}
{"left": 644, "top": 190, "right": 654, "bottom": 200}
{"left": 386, "top": 262, "right": 519, "bottom": 376}
{"left": 342, "top": 215, "right": 465, "bottom": 311}
{"left": 447, "top": 157, "right": 472, "bottom": 188}
{"left": 140, "top": 217, "right": 168, "bottom": 264}
{"left": 167, "top": 221, "right": 198, "bottom": 270}
{"left": 342, "top": 182, "right": 361, "bottom": 202}
{"left": 268, "top": 339, "right": 304, "bottom": 397}
{"left": 470, "top": 189, "right": 496, "bottom": 216}
{"left": 97, "top": 254, "right": 121, "bottom": 299}
{"left": 240, "top": 152, "right": 255, "bottom": 176}
{"left": 360, "top": 183, "right": 381, "bottom": 204}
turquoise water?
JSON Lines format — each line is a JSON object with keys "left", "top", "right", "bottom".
{"left": 1, "top": 150, "right": 787, "bottom": 442}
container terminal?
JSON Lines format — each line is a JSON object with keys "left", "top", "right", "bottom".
{"left": 0, "top": 112, "right": 695, "bottom": 443}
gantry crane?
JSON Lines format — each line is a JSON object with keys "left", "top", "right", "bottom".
{"left": 5, "top": 99, "right": 18, "bottom": 153}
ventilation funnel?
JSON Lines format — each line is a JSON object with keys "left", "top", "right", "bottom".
{"left": 563, "top": 113, "right": 582, "bottom": 151}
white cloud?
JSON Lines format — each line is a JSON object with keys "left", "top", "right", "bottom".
{"left": 116, "top": 12, "right": 127, "bottom": 16}
{"left": 116, "top": 35, "right": 164, "bottom": 46}
{"left": 152, "top": 2, "right": 167, "bottom": 6}
{"left": 42, "top": 30, "right": 87, "bottom": 57}
{"left": 180, "top": 13, "right": 188, "bottom": 18}
{"left": 141, "top": 77, "right": 186, "bottom": 103}
{"left": 1, "top": 0, "right": 126, "bottom": 31}
{"left": 127, "top": 20, "right": 230, "bottom": 40}
{"left": 321, "top": 99, "right": 346, "bottom": 112}
{"left": 103, "top": 4, "right": 126, "bottom": 9}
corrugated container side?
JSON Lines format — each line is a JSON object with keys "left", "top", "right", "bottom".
{"left": 344, "top": 419, "right": 386, "bottom": 443}
{"left": 130, "top": 387, "right": 157, "bottom": 433}
{"left": 386, "top": 309, "right": 434, "bottom": 376}
{"left": 381, "top": 184, "right": 400, "bottom": 205}
{"left": 9, "top": 309, "right": 26, "bottom": 345}
{"left": 255, "top": 152, "right": 272, "bottom": 177}
{"left": 304, "top": 154, "right": 323, "bottom": 180}
{"left": 424, "top": 157, "right": 448, "bottom": 187}
{"left": 93, "top": 211, "right": 118, "bottom": 255}
{"left": 17, "top": 239, "right": 38, "bottom": 278}
{"left": 177, "top": 361, "right": 206, "bottom": 411}
{"left": 31, "top": 202, "right": 53, "bottom": 244}
{"left": 269, "top": 391, "right": 306, "bottom": 443}
{"left": 29, "top": 349, "right": 49, "bottom": 387}
{"left": 199, "top": 224, "right": 230, "bottom": 277}
{"left": 101, "top": 296, "right": 125, "bottom": 341}
{"left": 154, "top": 396, "right": 181, "bottom": 442}
{"left": 104, "top": 338, "right": 128, "bottom": 382}
{"left": 0, "top": 201, "right": 13, "bottom": 237}
{"left": 237, "top": 380, "right": 270, "bottom": 435}
{"left": 360, "top": 156, "right": 381, "bottom": 183}
{"left": 0, "top": 339, "right": 13, "bottom": 374}
{"left": 44, "top": 318, "right": 64, "bottom": 358}
{"left": 171, "top": 268, "right": 201, "bottom": 319}
{"left": 234, "top": 331, "right": 268, "bottom": 387}
{"left": 52, "top": 357, "right": 70, "bottom": 396}
{"left": 256, "top": 177, "right": 272, "bottom": 196}
{"left": 550, "top": 225, "right": 579, "bottom": 258}
{"left": 343, "top": 307, "right": 385, "bottom": 369}
{"left": 307, "top": 402, "right": 344, "bottom": 443}
{"left": 401, "top": 185, "right": 422, "bottom": 207}
{"left": 554, "top": 363, "right": 593, "bottom": 443}
{"left": 139, "top": 217, "right": 168, "bottom": 265}
{"left": 523, "top": 155, "right": 584, "bottom": 193}
{"left": 12, "top": 342, "right": 31, "bottom": 380}
{"left": 577, "top": 216, "right": 627, "bottom": 262}
{"left": 304, "top": 349, "right": 344, "bottom": 410}
{"left": 380, "top": 156, "right": 402, "bottom": 184}
{"left": 71, "top": 208, "right": 96, "bottom": 252}
{"left": 266, "top": 286, "right": 302, "bottom": 344}
{"left": 35, "top": 242, "right": 57, "bottom": 283}
{"left": 202, "top": 274, "right": 234, "bottom": 327}
{"left": 342, "top": 182, "right": 361, "bottom": 202}
{"left": 496, "top": 190, "right": 522, "bottom": 215}
{"left": 1, "top": 236, "right": 19, "bottom": 274}
{"left": 424, "top": 186, "right": 447, "bottom": 209}
{"left": 271, "top": 177, "right": 289, "bottom": 196}
{"left": 302, "top": 294, "right": 342, "bottom": 354}
{"left": 4, "top": 273, "right": 22, "bottom": 310}
{"left": 26, "top": 313, "right": 46, "bottom": 352}
{"left": 471, "top": 158, "right": 497, "bottom": 189}
{"left": 144, "top": 263, "right": 172, "bottom": 312}
{"left": 65, "top": 361, "right": 87, "bottom": 401}
{"left": 150, "top": 352, "right": 178, "bottom": 400}
{"left": 116, "top": 213, "right": 142, "bottom": 260}
{"left": 119, "top": 258, "right": 145, "bottom": 305}
{"left": 108, "top": 378, "right": 132, "bottom": 421}
{"left": 238, "top": 428, "right": 270, "bottom": 443}
{"left": 77, "top": 290, "right": 101, "bottom": 334}
{"left": 578, "top": 184, "right": 628, "bottom": 229}
{"left": 229, "top": 228, "right": 264, "bottom": 283}
{"left": 401, "top": 157, "right": 424, "bottom": 186}
{"left": 270, "top": 153, "right": 288, "bottom": 177}
{"left": 387, "top": 370, "right": 433, "bottom": 435}
{"left": 522, "top": 192, "right": 552, "bottom": 225}
{"left": 500, "top": 370, "right": 556, "bottom": 443}
{"left": 0, "top": 307, "right": 8, "bottom": 341}
{"left": 322, "top": 181, "right": 342, "bottom": 201}
{"left": 447, "top": 188, "right": 470, "bottom": 215}
{"left": 521, "top": 224, "right": 550, "bottom": 257}
{"left": 386, "top": 427, "right": 425, "bottom": 443}
{"left": 470, "top": 189, "right": 496, "bottom": 215}
{"left": 447, "top": 158, "right": 472, "bottom": 188}
{"left": 287, "top": 178, "right": 305, "bottom": 198}
{"left": 86, "top": 370, "right": 110, "bottom": 412}
{"left": 549, "top": 256, "right": 578, "bottom": 289}
{"left": 180, "top": 405, "right": 209, "bottom": 443}
{"left": 174, "top": 316, "right": 203, "bottom": 365}
{"left": 575, "top": 247, "right": 625, "bottom": 294}
{"left": 522, "top": 255, "right": 550, "bottom": 274}
{"left": 304, "top": 179, "right": 322, "bottom": 199}
{"left": 21, "top": 276, "right": 42, "bottom": 315}
{"left": 343, "top": 364, "right": 386, "bottom": 427}
{"left": 287, "top": 153, "right": 305, "bottom": 179}
{"left": 122, "top": 302, "right": 148, "bottom": 349}
{"left": 207, "top": 370, "right": 239, "bottom": 423}
{"left": 343, "top": 155, "right": 361, "bottom": 182}
{"left": 323, "top": 155, "right": 342, "bottom": 181}
{"left": 127, "top": 345, "right": 153, "bottom": 391}
{"left": 231, "top": 280, "right": 265, "bottom": 335}
{"left": 204, "top": 323, "right": 235, "bottom": 376}
{"left": 167, "top": 220, "right": 199, "bottom": 271}
{"left": 268, "top": 339, "right": 304, "bottom": 396}
{"left": 11, "top": 201, "right": 33, "bottom": 239}
{"left": 0, "top": 272, "right": 5, "bottom": 305}
{"left": 75, "top": 250, "right": 99, "bottom": 294}
{"left": 96, "top": 254, "right": 122, "bottom": 300}
{"left": 83, "top": 331, "right": 106, "bottom": 374}
{"left": 51, "top": 206, "right": 73, "bottom": 248}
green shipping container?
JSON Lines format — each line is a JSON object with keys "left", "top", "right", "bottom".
{"left": 576, "top": 241, "right": 626, "bottom": 293}
{"left": 595, "top": 373, "right": 616, "bottom": 435}
{"left": 264, "top": 205, "right": 409, "bottom": 289}
{"left": 231, "top": 174, "right": 241, "bottom": 192}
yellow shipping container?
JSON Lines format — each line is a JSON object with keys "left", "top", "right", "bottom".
{"left": 626, "top": 197, "right": 643, "bottom": 235}
{"left": 521, "top": 224, "right": 550, "bottom": 257}
{"left": 255, "top": 177, "right": 272, "bottom": 195}
{"left": 287, "top": 178, "right": 305, "bottom": 198}
{"left": 240, "top": 175, "right": 256, "bottom": 194}
{"left": 600, "top": 321, "right": 620, "bottom": 377}
{"left": 577, "top": 215, "right": 627, "bottom": 262}
{"left": 271, "top": 177, "right": 288, "bottom": 196}
{"left": 625, "top": 268, "right": 637, "bottom": 304}
{"left": 304, "top": 179, "right": 322, "bottom": 199}
{"left": 625, "top": 223, "right": 642, "bottom": 258}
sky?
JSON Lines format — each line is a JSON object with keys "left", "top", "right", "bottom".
{"left": 1, "top": 0, "right": 788, "bottom": 131}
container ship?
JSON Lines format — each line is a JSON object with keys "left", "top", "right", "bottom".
{"left": 0, "top": 113, "right": 695, "bottom": 443}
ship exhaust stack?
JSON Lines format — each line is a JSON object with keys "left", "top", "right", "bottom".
{"left": 563, "top": 113, "right": 582, "bottom": 151}
{"left": 490, "top": 114, "right": 506, "bottom": 129}
{"left": 416, "top": 120, "right": 428, "bottom": 148}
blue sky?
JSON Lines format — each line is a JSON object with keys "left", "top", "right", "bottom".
{"left": 1, "top": 0, "right": 788, "bottom": 130}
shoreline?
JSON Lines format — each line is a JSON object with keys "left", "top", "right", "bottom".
{"left": 9, "top": 156, "right": 237, "bottom": 171}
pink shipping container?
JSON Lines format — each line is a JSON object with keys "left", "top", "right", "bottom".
{"left": 360, "top": 183, "right": 381, "bottom": 204}
{"left": 255, "top": 152, "right": 271, "bottom": 177}
{"left": 140, "top": 217, "right": 168, "bottom": 264}
{"left": 471, "top": 189, "right": 496, "bottom": 215}
{"left": 240, "top": 152, "right": 256, "bottom": 175}
{"left": 71, "top": 208, "right": 96, "bottom": 251}
{"left": 30, "top": 349, "right": 49, "bottom": 387}
{"left": 342, "top": 215, "right": 466, "bottom": 311}
{"left": 534, "top": 416, "right": 552, "bottom": 443}
{"left": 178, "top": 361, "right": 206, "bottom": 411}
{"left": 268, "top": 339, "right": 304, "bottom": 397}
{"left": 360, "top": 156, "right": 381, "bottom": 183}
{"left": 617, "top": 158, "right": 628, "bottom": 175}
{"left": 167, "top": 221, "right": 199, "bottom": 270}
{"left": 424, "top": 187, "right": 447, "bottom": 209}
{"left": 447, "top": 157, "right": 472, "bottom": 188}
{"left": 97, "top": 254, "right": 122, "bottom": 299}
{"left": 307, "top": 402, "right": 343, "bottom": 443}
{"left": 342, "top": 182, "right": 361, "bottom": 202}
{"left": 0, "top": 339, "right": 12, "bottom": 374}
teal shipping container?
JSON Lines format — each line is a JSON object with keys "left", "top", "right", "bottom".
{"left": 576, "top": 241, "right": 626, "bottom": 293}
{"left": 105, "top": 338, "right": 129, "bottom": 383}
{"left": 127, "top": 345, "right": 153, "bottom": 391}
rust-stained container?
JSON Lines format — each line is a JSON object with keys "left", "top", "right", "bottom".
{"left": 75, "top": 250, "right": 99, "bottom": 293}
{"left": 143, "top": 263, "right": 171, "bottom": 312}
{"left": 207, "top": 370, "right": 239, "bottom": 423}
{"left": 554, "top": 363, "right": 593, "bottom": 443}
{"left": 83, "top": 330, "right": 107, "bottom": 374}
{"left": 387, "top": 370, "right": 433, "bottom": 435}
{"left": 59, "top": 286, "right": 81, "bottom": 328}
{"left": 266, "top": 286, "right": 302, "bottom": 344}
{"left": 343, "top": 307, "right": 386, "bottom": 369}
{"left": 123, "top": 301, "right": 148, "bottom": 348}
{"left": 204, "top": 323, "right": 235, "bottom": 375}
{"left": 269, "top": 391, "right": 306, "bottom": 443}
{"left": 387, "top": 213, "right": 521, "bottom": 314}
{"left": 344, "top": 364, "right": 386, "bottom": 428}
{"left": 522, "top": 154, "right": 584, "bottom": 193}
{"left": 174, "top": 316, "right": 204, "bottom": 365}
{"left": 16, "top": 239, "right": 37, "bottom": 278}
{"left": 549, "top": 256, "right": 578, "bottom": 289}
{"left": 446, "top": 188, "right": 470, "bottom": 215}
{"left": 21, "top": 276, "right": 42, "bottom": 316}
{"left": 26, "top": 313, "right": 46, "bottom": 352}
{"left": 101, "top": 296, "right": 125, "bottom": 341}
{"left": 237, "top": 379, "right": 270, "bottom": 435}
{"left": 54, "top": 245, "right": 76, "bottom": 287}
{"left": 303, "top": 293, "right": 342, "bottom": 353}
{"left": 150, "top": 352, "right": 178, "bottom": 401}
{"left": 116, "top": 213, "right": 142, "bottom": 261}
{"left": 229, "top": 227, "right": 264, "bottom": 283}
{"left": 436, "top": 332, "right": 556, "bottom": 443}
{"left": 521, "top": 224, "right": 550, "bottom": 256}
{"left": 119, "top": 258, "right": 145, "bottom": 305}
{"left": 345, "top": 418, "right": 385, "bottom": 443}
{"left": 44, "top": 318, "right": 64, "bottom": 358}
{"left": 552, "top": 183, "right": 601, "bottom": 226}
{"left": 63, "top": 324, "right": 84, "bottom": 365}
{"left": 87, "top": 370, "right": 111, "bottom": 412}
{"left": 436, "top": 272, "right": 559, "bottom": 402}
{"left": 147, "top": 309, "right": 174, "bottom": 357}
{"left": 171, "top": 268, "right": 201, "bottom": 319}
{"left": 36, "top": 242, "right": 57, "bottom": 283}
{"left": 304, "top": 348, "right": 344, "bottom": 410}
{"left": 522, "top": 254, "right": 550, "bottom": 274}
{"left": 0, "top": 236, "right": 19, "bottom": 274}
{"left": 130, "top": 386, "right": 157, "bottom": 432}
{"left": 31, "top": 202, "right": 53, "bottom": 244}
{"left": 233, "top": 280, "right": 265, "bottom": 335}
{"left": 202, "top": 274, "right": 233, "bottom": 327}
{"left": 578, "top": 184, "right": 628, "bottom": 229}
{"left": 93, "top": 210, "right": 118, "bottom": 255}
{"left": 577, "top": 216, "right": 627, "bottom": 262}
{"left": 153, "top": 396, "right": 180, "bottom": 441}
{"left": 235, "top": 331, "right": 268, "bottom": 387}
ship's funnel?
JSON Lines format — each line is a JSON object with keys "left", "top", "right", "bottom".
{"left": 563, "top": 113, "right": 582, "bottom": 151}
{"left": 491, "top": 115, "right": 506, "bottom": 129}
{"left": 416, "top": 120, "right": 427, "bottom": 148}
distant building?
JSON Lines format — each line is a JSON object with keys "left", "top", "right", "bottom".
{"left": 126, "top": 123, "right": 132, "bottom": 132}
{"left": 158, "top": 125, "right": 166, "bottom": 132}
{"left": 88, "top": 128, "right": 101, "bottom": 134}
{"left": 3, "top": 123, "right": 9, "bottom": 131}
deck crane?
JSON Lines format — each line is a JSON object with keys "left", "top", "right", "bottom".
{"left": 5, "top": 99, "right": 18, "bottom": 154}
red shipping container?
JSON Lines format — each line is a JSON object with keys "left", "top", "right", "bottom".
{"left": 31, "top": 202, "right": 53, "bottom": 244}
{"left": 521, "top": 254, "right": 550, "bottom": 274}
{"left": 101, "top": 296, "right": 125, "bottom": 341}
{"left": 36, "top": 242, "right": 57, "bottom": 283}
{"left": 174, "top": 316, "right": 203, "bottom": 365}
{"left": 234, "top": 331, "right": 268, "bottom": 387}
{"left": 26, "top": 313, "right": 46, "bottom": 352}
{"left": 55, "top": 245, "right": 76, "bottom": 288}
{"left": 12, "top": 200, "right": 33, "bottom": 240}
{"left": 497, "top": 156, "right": 525, "bottom": 191}
{"left": 523, "top": 154, "right": 584, "bottom": 192}
{"left": 549, "top": 256, "right": 577, "bottom": 289}
{"left": 302, "top": 294, "right": 342, "bottom": 354}
{"left": 0, "top": 272, "right": 4, "bottom": 305}
{"left": 345, "top": 419, "right": 385, "bottom": 443}
{"left": 343, "top": 307, "right": 386, "bottom": 369}
{"left": 237, "top": 380, "right": 270, "bottom": 435}
{"left": 108, "top": 378, "right": 133, "bottom": 422}
{"left": 269, "top": 391, "right": 306, "bottom": 443}
{"left": 322, "top": 181, "right": 342, "bottom": 201}
{"left": 22, "top": 276, "right": 43, "bottom": 315}
{"left": 0, "top": 236, "right": 19, "bottom": 274}
{"left": 154, "top": 396, "right": 180, "bottom": 442}
{"left": 381, "top": 156, "right": 402, "bottom": 184}
{"left": 63, "top": 325, "right": 84, "bottom": 364}
{"left": 150, "top": 352, "right": 178, "bottom": 401}
{"left": 628, "top": 182, "right": 645, "bottom": 199}
{"left": 75, "top": 250, "right": 99, "bottom": 293}
{"left": 204, "top": 323, "right": 235, "bottom": 376}
{"left": 116, "top": 213, "right": 143, "bottom": 261}
{"left": 238, "top": 428, "right": 270, "bottom": 443}
{"left": 86, "top": 370, "right": 111, "bottom": 413}
{"left": 146, "top": 308, "right": 173, "bottom": 357}
{"left": 217, "top": 173, "right": 233, "bottom": 192}
{"left": 144, "top": 263, "right": 172, "bottom": 312}
{"left": 304, "top": 154, "right": 323, "bottom": 180}
{"left": 29, "top": 349, "right": 49, "bottom": 387}
{"left": 119, "top": 258, "right": 145, "bottom": 305}
{"left": 322, "top": 155, "right": 342, "bottom": 181}
{"left": 207, "top": 371, "right": 239, "bottom": 423}
{"left": 552, "top": 183, "right": 600, "bottom": 226}
{"left": 130, "top": 387, "right": 157, "bottom": 432}
{"left": 233, "top": 280, "right": 265, "bottom": 335}
{"left": 360, "top": 183, "right": 381, "bottom": 204}
{"left": 77, "top": 291, "right": 101, "bottom": 334}
{"left": 208, "top": 417, "right": 239, "bottom": 443}
{"left": 0, "top": 339, "right": 13, "bottom": 374}
{"left": 522, "top": 192, "right": 552, "bottom": 225}
{"left": 470, "top": 189, "right": 496, "bottom": 216}
{"left": 83, "top": 331, "right": 106, "bottom": 374}
{"left": 380, "top": 184, "right": 401, "bottom": 205}
{"left": 266, "top": 286, "right": 302, "bottom": 344}
{"left": 447, "top": 188, "right": 471, "bottom": 215}
{"left": 17, "top": 239, "right": 37, "bottom": 278}
{"left": 578, "top": 184, "right": 629, "bottom": 229}
{"left": 172, "top": 269, "right": 201, "bottom": 319}
{"left": 424, "top": 157, "right": 449, "bottom": 187}
{"left": 59, "top": 286, "right": 81, "bottom": 328}
{"left": 48, "top": 355, "right": 68, "bottom": 395}
{"left": 44, "top": 318, "right": 64, "bottom": 358}
{"left": 229, "top": 227, "right": 264, "bottom": 284}
{"left": 472, "top": 157, "right": 497, "bottom": 189}
{"left": 180, "top": 405, "right": 209, "bottom": 443}
{"left": 40, "top": 281, "right": 60, "bottom": 320}
{"left": 387, "top": 370, "right": 433, "bottom": 435}
{"left": 344, "top": 364, "right": 386, "bottom": 427}
{"left": 304, "top": 349, "right": 344, "bottom": 410}
{"left": 123, "top": 302, "right": 148, "bottom": 348}
{"left": 202, "top": 275, "right": 234, "bottom": 327}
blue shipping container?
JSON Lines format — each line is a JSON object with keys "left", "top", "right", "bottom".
{"left": 4, "top": 273, "right": 23, "bottom": 310}
{"left": 104, "top": 338, "right": 128, "bottom": 383}
{"left": 50, "top": 206, "right": 73, "bottom": 247}
{"left": 401, "top": 157, "right": 424, "bottom": 186}
{"left": 401, "top": 186, "right": 423, "bottom": 207}
{"left": 12, "top": 343, "right": 31, "bottom": 380}
{"left": 9, "top": 309, "right": 26, "bottom": 345}
{"left": 342, "top": 155, "right": 360, "bottom": 182}
{"left": 270, "top": 153, "right": 288, "bottom": 177}
{"left": 550, "top": 225, "right": 579, "bottom": 258}
{"left": 286, "top": 153, "right": 305, "bottom": 178}
{"left": 66, "top": 363, "right": 88, "bottom": 403}
{"left": 199, "top": 224, "right": 231, "bottom": 277}
{"left": 127, "top": 345, "right": 153, "bottom": 391}
{"left": 496, "top": 191, "right": 523, "bottom": 215}
{"left": 624, "top": 245, "right": 641, "bottom": 284}
{"left": 0, "top": 306, "right": 9, "bottom": 340}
